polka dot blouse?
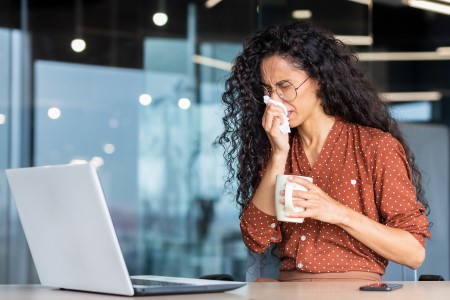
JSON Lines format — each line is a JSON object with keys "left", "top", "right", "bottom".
{"left": 240, "top": 118, "right": 431, "bottom": 275}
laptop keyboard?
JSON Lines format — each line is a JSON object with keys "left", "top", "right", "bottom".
{"left": 131, "top": 278, "right": 193, "bottom": 287}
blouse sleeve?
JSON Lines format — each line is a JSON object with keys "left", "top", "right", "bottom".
{"left": 370, "top": 133, "right": 432, "bottom": 247}
{"left": 240, "top": 202, "right": 282, "bottom": 253}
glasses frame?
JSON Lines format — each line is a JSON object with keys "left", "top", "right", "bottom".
{"left": 260, "top": 76, "right": 310, "bottom": 102}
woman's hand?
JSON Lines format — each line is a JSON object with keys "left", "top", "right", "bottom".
{"left": 262, "top": 103, "right": 290, "bottom": 155}
{"left": 281, "top": 176, "right": 350, "bottom": 225}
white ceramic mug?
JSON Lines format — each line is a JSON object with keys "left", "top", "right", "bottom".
{"left": 274, "top": 174, "right": 313, "bottom": 223}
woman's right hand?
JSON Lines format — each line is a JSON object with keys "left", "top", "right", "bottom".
{"left": 250, "top": 103, "right": 290, "bottom": 216}
{"left": 262, "top": 103, "right": 290, "bottom": 155}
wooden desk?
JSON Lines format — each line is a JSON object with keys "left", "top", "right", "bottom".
{"left": 0, "top": 282, "right": 448, "bottom": 299}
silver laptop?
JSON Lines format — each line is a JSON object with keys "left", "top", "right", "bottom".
{"left": 5, "top": 163, "right": 246, "bottom": 296}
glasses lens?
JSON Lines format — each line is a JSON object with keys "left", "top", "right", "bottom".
{"left": 276, "top": 81, "right": 296, "bottom": 101}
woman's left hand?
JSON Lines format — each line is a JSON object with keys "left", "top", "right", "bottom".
{"left": 282, "top": 176, "right": 350, "bottom": 225}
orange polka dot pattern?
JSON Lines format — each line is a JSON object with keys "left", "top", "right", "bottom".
{"left": 240, "top": 118, "right": 431, "bottom": 275}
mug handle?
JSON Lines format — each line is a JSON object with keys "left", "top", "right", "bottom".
{"left": 284, "top": 181, "right": 296, "bottom": 212}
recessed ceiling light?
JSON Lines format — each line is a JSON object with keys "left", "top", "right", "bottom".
{"left": 382, "top": 91, "right": 442, "bottom": 102}
{"left": 347, "top": 0, "right": 372, "bottom": 5}
{"left": 71, "top": 38, "right": 86, "bottom": 52}
{"left": 406, "top": 0, "right": 450, "bottom": 16}
{"left": 335, "top": 35, "right": 373, "bottom": 46}
{"left": 291, "top": 10, "right": 312, "bottom": 19}
{"left": 357, "top": 51, "right": 450, "bottom": 61}
{"left": 436, "top": 47, "right": 450, "bottom": 55}
{"left": 205, "top": 0, "right": 223, "bottom": 8}
{"left": 153, "top": 12, "right": 168, "bottom": 26}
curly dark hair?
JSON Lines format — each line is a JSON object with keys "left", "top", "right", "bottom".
{"left": 215, "top": 21, "right": 428, "bottom": 216}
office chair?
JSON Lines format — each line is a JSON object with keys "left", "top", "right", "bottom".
{"left": 419, "top": 274, "right": 445, "bottom": 281}
{"left": 246, "top": 246, "right": 279, "bottom": 282}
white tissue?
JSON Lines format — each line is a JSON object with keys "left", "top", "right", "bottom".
{"left": 263, "top": 96, "right": 291, "bottom": 134}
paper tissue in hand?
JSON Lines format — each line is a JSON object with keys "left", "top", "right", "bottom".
{"left": 263, "top": 95, "right": 291, "bottom": 134}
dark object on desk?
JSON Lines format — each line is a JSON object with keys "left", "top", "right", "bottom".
{"left": 199, "top": 274, "right": 235, "bottom": 281}
{"left": 419, "top": 274, "right": 445, "bottom": 281}
{"left": 360, "top": 283, "right": 403, "bottom": 291}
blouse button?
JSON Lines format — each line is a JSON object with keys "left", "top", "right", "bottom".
{"left": 270, "top": 223, "right": 276, "bottom": 228}
{"left": 300, "top": 235, "right": 306, "bottom": 241}
{"left": 297, "top": 263, "right": 303, "bottom": 269}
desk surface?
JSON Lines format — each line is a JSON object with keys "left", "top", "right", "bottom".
{"left": 1, "top": 282, "right": 449, "bottom": 300}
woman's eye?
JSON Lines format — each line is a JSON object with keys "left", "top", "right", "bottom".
{"left": 278, "top": 82, "right": 291, "bottom": 89}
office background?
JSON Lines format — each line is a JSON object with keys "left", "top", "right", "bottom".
{"left": 1, "top": 0, "right": 450, "bottom": 283}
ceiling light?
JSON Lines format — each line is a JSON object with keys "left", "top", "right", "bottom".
{"left": 193, "top": 48, "right": 450, "bottom": 73}
{"left": 139, "top": 93, "right": 153, "bottom": 105}
{"left": 335, "top": 35, "right": 373, "bottom": 46}
{"left": 153, "top": 12, "right": 168, "bottom": 26}
{"left": 347, "top": 0, "right": 372, "bottom": 5}
{"left": 90, "top": 156, "right": 105, "bottom": 168}
{"left": 382, "top": 91, "right": 442, "bottom": 102}
{"left": 205, "top": 0, "right": 223, "bottom": 8}
{"left": 48, "top": 107, "right": 61, "bottom": 120}
{"left": 436, "top": 46, "right": 450, "bottom": 55}
{"left": 291, "top": 10, "right": 312, "bottom": 19}
{"left": 192, "top": 55, "right": 232, "bottom": 71}
{"left": 357, "top": 51, "right": 450, "bottom": 61}
{"left": 103, "top": 143, "right": 116, "bottom": 154}
{"left": 71, "top": 38, "right": 86, "bottom": 52}
{"left": 178, "top": 98, "right": 191, "bottom": 110}
{"left": 72, "top": 0, "right": 85, "bottom": 53}
{"left": 406, "top": 0, "right": 450, "bottom": 15}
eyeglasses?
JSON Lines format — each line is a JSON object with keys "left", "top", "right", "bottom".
{"left": 255, "top": 76, "right": 310, "bottom": 103}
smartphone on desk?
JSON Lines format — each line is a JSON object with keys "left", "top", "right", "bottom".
{"left": 360, "top": 283, "right": 403, "bottom": 291}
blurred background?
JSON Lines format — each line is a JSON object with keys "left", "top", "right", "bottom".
{"left": 1, "top": 0, "right": 450, "bottom": 283}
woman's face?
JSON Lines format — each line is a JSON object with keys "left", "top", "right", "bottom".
{"left": 260, "top": 55, "right": 323, "bottom": 128}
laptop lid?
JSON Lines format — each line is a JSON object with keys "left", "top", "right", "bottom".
{"left": 5, "top": 163, "right": 245, "bottom": 296}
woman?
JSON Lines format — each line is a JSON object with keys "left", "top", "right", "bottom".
{"left": 216, "top": 21, "right": 431, "bottom": 282}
